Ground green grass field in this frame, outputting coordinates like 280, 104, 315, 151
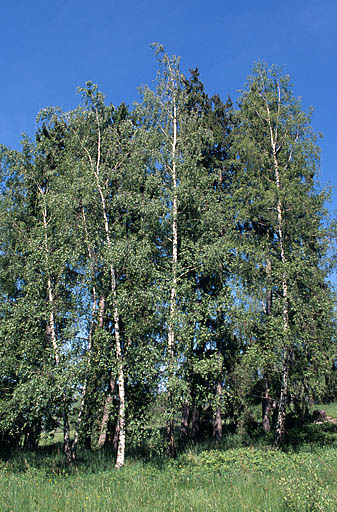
1, 408, 337, 512
314, 402, 337, 418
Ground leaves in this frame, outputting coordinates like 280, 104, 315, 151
0, 53, 335, 455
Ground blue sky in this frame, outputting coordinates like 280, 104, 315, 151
1, 0, 336, 214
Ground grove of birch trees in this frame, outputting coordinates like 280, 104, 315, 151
0, 47, 336, 466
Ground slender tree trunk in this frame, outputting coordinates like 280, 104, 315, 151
40, 189, 73, 463
97, 375, 115, 449
265, 96, 289, 447
111, 274, 126, 468
97, 395, 112, 449
166, 95, 178, 459
83, 120, 126, 468
48, 280, 72, 463
113, 418, 121, 451
180, 403, 190, 440
274, 171, 289, 447
45, 305, 72, 463
275, 352, 289, 447
213, 381, 223, 442
191, 407, 201, 441
262, 256, 273, 432
262, 379, 272, 432
95, 297, 118, 451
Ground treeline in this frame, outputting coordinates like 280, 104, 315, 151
0, 47, 336, 466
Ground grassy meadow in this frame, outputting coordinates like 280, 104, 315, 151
1, 407, 337, 512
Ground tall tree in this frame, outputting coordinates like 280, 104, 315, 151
0, 125, 79, 460
233, 62, 334, 445
55, 84, 163, 466
139, 46, 238, 453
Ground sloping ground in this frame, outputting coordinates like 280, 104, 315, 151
1, 444, 337, 512
1, 403, 337, 511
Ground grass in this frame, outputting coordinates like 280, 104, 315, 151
1, 446, 336, 512
1, 407, 337, 512
313, 401, 337, 418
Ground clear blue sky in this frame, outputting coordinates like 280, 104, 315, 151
1, 0, 336, 213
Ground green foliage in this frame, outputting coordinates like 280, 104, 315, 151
282, 464, 333, 511
231, 62, 336, 442
0, 48, 336, 461
1, 432, 337, 511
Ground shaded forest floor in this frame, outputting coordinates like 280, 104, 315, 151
1, 405, 337, 512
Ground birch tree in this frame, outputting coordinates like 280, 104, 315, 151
56, 84, 163, 466
234, 62, 333, 446
139, 47, 238, 453
0, 124, 79, 460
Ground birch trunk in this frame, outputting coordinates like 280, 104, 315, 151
112, 292, 126, 468
264, 92, 289, 447
262, 256, 274, 432
213, 381, 223, 441
39, 188, 73, 463
97, 375, 115, 449
166, 95, 178, 458
262, 379, 272, 432
82, 118, 126, 468
96, 297, 118, 450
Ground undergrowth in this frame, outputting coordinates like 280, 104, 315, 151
1, 412, 336, 512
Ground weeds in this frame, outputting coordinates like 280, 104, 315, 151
1, 416, 336, 511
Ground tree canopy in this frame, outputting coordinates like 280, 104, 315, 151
0, 50, 335, 466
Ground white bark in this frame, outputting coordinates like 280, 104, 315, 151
39, 186, 72, 462
168, 96, 178, 364
264, 92, 289, 446
166, 94, 178, 458
82, 117, 126, 468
